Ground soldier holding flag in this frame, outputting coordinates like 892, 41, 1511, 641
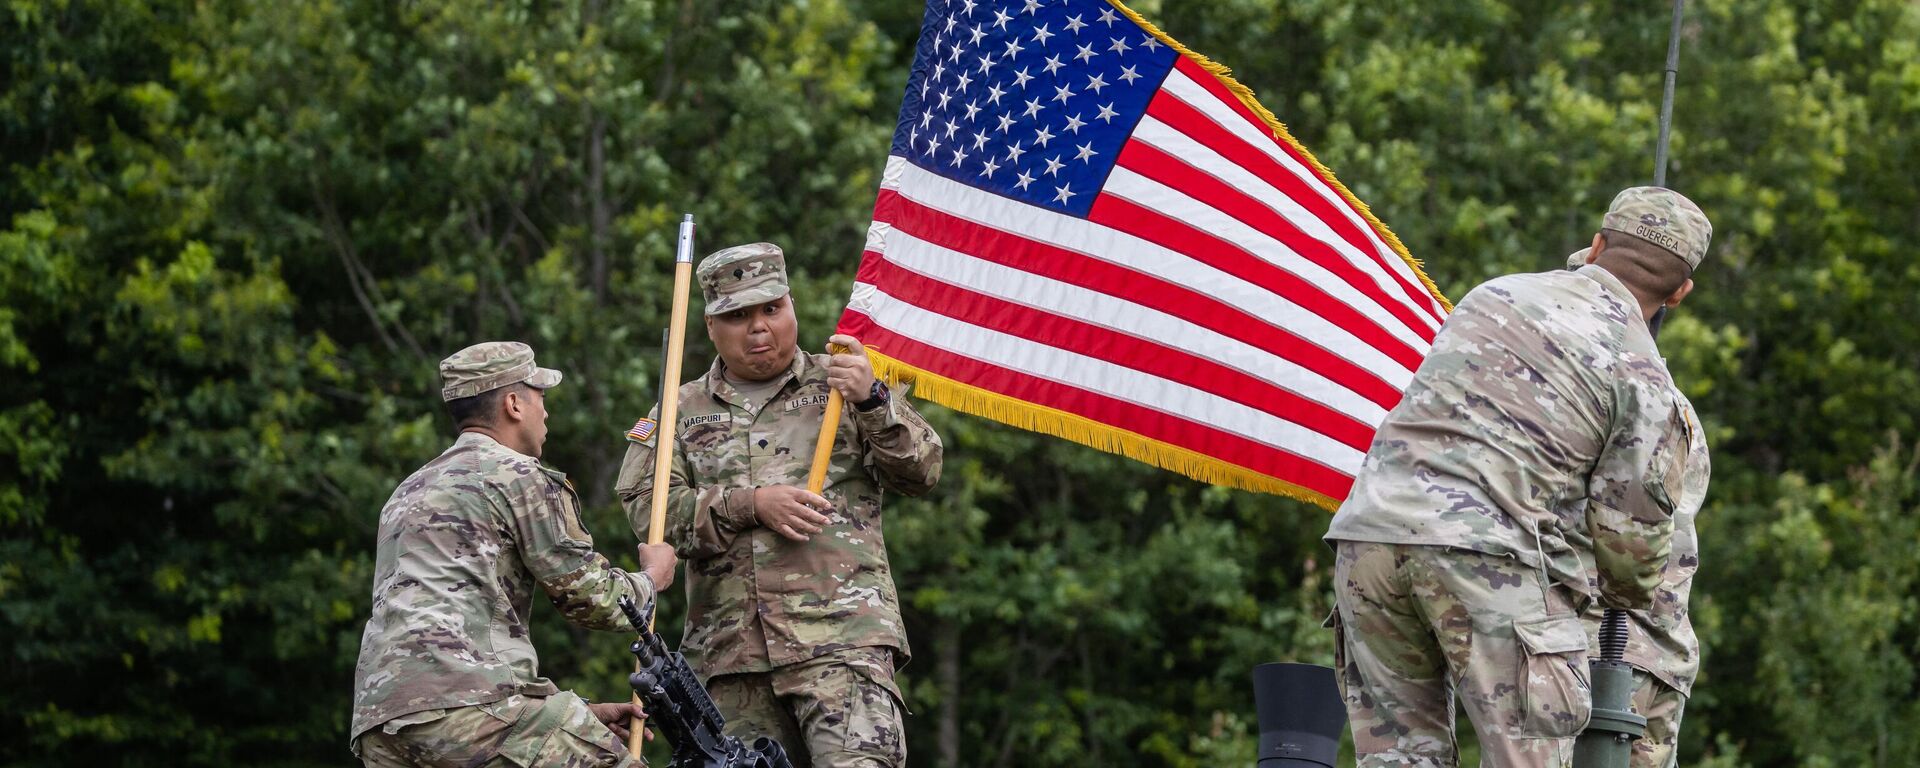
617, 243, 943, 768
1566, 244, 1713, 768
1323, 188, 1712, 767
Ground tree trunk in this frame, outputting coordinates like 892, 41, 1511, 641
938, 617, 961, 768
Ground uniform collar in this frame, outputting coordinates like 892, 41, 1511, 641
454, 430, 561, 479
706, 347, 810, 407
455, 430, 505, 452
1574, 262, 1634, 302
1574, 263, 1659, 344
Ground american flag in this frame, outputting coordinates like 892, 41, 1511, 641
835, 0, 1450, 507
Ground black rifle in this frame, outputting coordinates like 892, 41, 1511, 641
618, 597, 794, 768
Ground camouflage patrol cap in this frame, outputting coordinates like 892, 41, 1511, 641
438, 341, 563, 401
698, 242, 791, 316
1565, 246, 1593, 271
1601, 186, 1713, 269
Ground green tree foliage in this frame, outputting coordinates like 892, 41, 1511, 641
3, 0, 1916, 765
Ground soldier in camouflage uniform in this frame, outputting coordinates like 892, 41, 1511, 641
616, 243, 942, 767
1567, 247, 1712, 768
1324, 187, 1713, 767
350, 341, 680, 767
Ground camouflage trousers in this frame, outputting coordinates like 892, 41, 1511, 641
1332, 541, 1592, 767
353, 691, 636, 768
1627, 670, 1686, 768
706, 646, 907, 768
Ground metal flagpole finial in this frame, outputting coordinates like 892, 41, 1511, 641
675, 214, 696, 264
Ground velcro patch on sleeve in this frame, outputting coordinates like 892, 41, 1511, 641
785, 393, 831, 411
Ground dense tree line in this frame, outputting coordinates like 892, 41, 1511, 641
3, 1, 1916, 765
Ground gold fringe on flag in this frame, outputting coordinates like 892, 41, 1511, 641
867, 350, 1342, 512
1106, 0, 1454, 312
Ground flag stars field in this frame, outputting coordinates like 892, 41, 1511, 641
899, 0, 1179, 215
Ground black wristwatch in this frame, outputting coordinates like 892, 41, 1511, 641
853, 380, 890, 412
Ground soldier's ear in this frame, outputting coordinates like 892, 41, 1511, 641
1664, 278, 1694, 309
499, 386, 526, 423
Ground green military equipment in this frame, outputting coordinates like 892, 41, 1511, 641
1575, 613, 1650, 766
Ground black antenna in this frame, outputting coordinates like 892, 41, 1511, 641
1653, 0, 1685, 187
1645, 0, 1686, 337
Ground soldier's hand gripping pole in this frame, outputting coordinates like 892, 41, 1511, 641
630, 213, 698, 759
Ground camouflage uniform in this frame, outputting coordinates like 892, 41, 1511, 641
351, 342, 655, 767
617, 243, 942, 767
706, 648, 906, 767
1582, 393, 1710, 768
1325, 188, 1711, 767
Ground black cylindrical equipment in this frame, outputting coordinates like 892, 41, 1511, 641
1252, 662, 1345, 768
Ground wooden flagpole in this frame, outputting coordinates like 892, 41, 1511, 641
630, 213, 697, 758
807, 392, 843, 495
805, 343, 852, 495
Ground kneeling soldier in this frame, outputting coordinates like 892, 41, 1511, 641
350, 342, 678, 767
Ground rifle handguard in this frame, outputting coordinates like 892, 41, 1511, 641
618, 597, 795, 768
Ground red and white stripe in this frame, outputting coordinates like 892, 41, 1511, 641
841, 57, 1444, 501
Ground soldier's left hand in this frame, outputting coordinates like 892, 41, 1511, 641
588, 701, 650, 743
825, 334, 877, 402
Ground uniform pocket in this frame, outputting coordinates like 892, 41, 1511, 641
843, 651, 910, 767
494, 692, 625, 768
1641, 403, 1690, 516
1513, 614, 1593, 738
844, 652, 910, 718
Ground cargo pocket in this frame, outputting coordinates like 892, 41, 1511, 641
494, 692, 625, 768
1642, 404, 1690, 516
353, 707, 454, 760
844, 652, 910, 767
1513, 614, 1592, 738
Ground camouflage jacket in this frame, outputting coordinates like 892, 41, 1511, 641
350, 432, 656, 740
1326, 265, 1687, 610
1586, 391, 1709, 694
617, 350, 942, 680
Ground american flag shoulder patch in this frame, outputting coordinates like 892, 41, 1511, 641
625, 418, 658, 444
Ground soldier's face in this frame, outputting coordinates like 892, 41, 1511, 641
707, 296, 798, 381
503, 385, 549, 458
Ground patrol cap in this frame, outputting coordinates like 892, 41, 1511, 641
1565, 246, 1593, 271
439, 341, 563, 402
1600, 186, 1713, 270
698, 242, 790, 316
